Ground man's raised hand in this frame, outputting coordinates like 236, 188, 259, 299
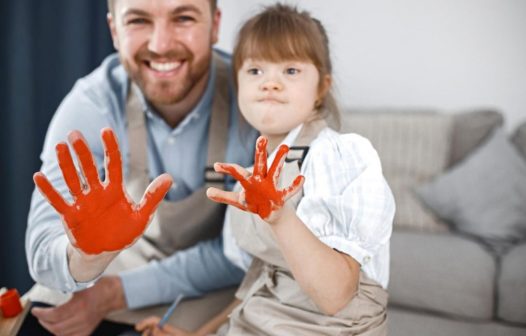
33, 128, 172, 255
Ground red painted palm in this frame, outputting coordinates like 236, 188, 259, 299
207, 136, 304, 222
33, 128, 172, 255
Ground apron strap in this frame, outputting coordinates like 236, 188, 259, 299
126, 84, 149, 174
285, 118, 328, 169
204, 53, 230, 187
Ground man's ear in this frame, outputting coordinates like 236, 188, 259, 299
211, 8, 221, 45
107, 13, 120, 50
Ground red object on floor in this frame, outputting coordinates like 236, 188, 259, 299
0, 289, 23, 318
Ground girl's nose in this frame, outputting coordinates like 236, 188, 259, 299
260, 78, 283, 91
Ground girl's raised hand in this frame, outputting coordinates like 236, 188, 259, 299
33, 128, 173, 255
206, 136, 304, 223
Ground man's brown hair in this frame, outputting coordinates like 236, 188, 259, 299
107, 0, 217, 14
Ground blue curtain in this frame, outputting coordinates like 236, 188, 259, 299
0, 1, 114, 293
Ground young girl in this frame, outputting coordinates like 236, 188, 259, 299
137, 4, 394, 336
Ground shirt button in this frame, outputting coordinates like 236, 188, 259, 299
167, 137, 175, 145
363, 256, 371, 264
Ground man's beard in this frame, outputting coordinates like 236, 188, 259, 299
122, 46, 211, 106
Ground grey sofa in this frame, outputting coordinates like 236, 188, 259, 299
341, 109, 526, 336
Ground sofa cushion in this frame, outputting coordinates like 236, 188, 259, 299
342, 111, 452, 232
389, 231, 496, 319
498, 242, 526, 324
416, 128, 526, 252
449, 109, 503, 166
511, 121, 526, 159
388, 309, 526, 336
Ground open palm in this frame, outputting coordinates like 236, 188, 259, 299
207, 136, 304, 222
33, 128, 172, 255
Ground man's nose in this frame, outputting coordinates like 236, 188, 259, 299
148, 22, 175, 55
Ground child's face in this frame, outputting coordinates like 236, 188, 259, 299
237, 59, 322, 138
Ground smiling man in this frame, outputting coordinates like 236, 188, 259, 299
25, 0, 257, 334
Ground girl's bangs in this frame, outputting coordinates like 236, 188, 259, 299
238, 20, 319, 65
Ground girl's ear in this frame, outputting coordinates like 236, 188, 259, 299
317, 74, 332, 105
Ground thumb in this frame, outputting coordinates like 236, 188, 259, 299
137, 174, 173, 220
282, 175, 305, 202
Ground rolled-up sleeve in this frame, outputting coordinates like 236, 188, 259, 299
296, 131, 395, 287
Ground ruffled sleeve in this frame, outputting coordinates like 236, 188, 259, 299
296, 130, 395, 266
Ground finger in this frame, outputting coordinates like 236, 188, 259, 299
136, 316, 161, 331
138, 173, 173, 219
206, 187, 247, 211
214, 163, 251, 189
33, 172, 71, 215
162, 325, 182, 334
253, 136, 268, 177
101, 128, 123, 187
36, 318, 61, 336
31, 304, 75, 324
155, 326, 179, 336
36, 316, 80, 336
56, 142, 83, 197
281, 175, 305, 202
68, 130, 102, 191
268, 144, 289, 185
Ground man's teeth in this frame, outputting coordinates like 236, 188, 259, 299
150, 61, 182, 72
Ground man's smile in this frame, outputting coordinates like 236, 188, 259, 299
143, 60, 186, 77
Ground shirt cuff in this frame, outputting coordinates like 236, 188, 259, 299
318, 235, 372, 266
52, 235, 96, 292
119, 265, 163, 309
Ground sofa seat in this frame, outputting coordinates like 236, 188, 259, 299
387, 308, 526, 336
498, 242, 526, 324
389, 231, 496, 319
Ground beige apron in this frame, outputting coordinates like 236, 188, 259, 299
222, 119, 388, 336
106, 52, 231, 270
28, 53, 237, 331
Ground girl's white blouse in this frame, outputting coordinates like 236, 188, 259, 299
223, 124, 395, 289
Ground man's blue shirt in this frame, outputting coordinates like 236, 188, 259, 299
26, 51, 257, 308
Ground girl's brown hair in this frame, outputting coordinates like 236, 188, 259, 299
233, 4, 340, 128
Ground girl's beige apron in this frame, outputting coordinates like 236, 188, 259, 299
220, 119, 389, 336
28, 54, 236, 331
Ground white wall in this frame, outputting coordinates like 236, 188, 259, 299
216, 0, 526, 131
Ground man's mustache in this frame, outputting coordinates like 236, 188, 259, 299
136, 48, 192, 61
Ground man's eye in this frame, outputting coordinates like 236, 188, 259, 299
247, 68, 262, 75
175, 15, 196, 23
127, 18, 148, 25
286, 68, 300, 75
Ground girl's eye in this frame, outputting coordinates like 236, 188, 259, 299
285, 68, 300, 75
247, 68, 262, 75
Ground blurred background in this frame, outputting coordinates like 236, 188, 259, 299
1, 0, 525, 294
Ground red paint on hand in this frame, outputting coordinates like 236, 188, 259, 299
210, 136, 304, 220
33, 128, 172, 255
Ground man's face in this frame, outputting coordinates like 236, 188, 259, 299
108, 0, 220, 106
